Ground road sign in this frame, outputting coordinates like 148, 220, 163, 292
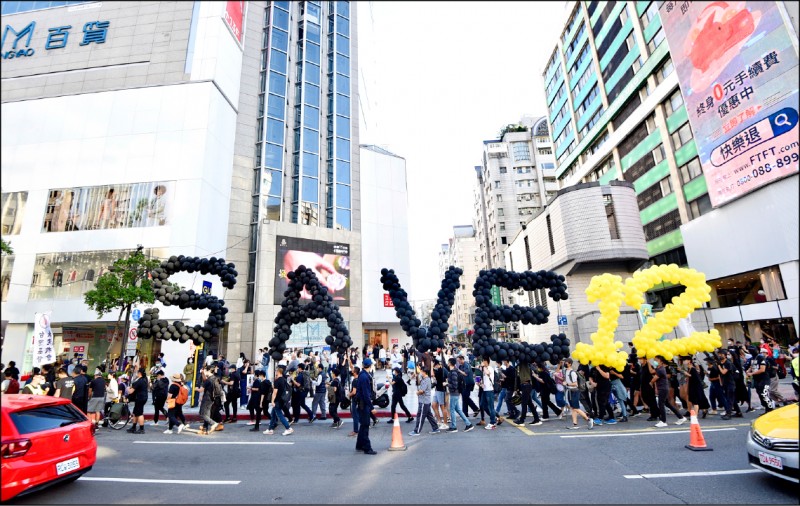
491, 286, 502, 306
557, 315, 568, 326
202, 281, 212, 294
125, 328, 138, 356
131, 308, 141, 321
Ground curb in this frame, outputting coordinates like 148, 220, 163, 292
141, 410, 399, 423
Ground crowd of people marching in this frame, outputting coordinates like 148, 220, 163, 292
3, 334, 798, 454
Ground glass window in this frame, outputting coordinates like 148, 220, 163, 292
303, 128, 319, 153
273, 8, 289, 30
336, 74, 350, 95
267, 93, 284, 119
307, 21, 321, 44
336, 137, 350, 158
266, 118, 284, 144
664, 88, 684, 116
335, 208, 351, 230
306, 41, 321, 64
302, 152, 318, 177
512, 142, 531, 161
270, 48, 287, 74
688, 194, 712, 220
264, 169, 282, 195
303, 105, 319, 130
336, 160, 351, 183
659, 176, 673, 197
499, 167, 507, 174
336, 93, 350, 116
656, 57, 674, 84
268, 72, 286, 96
265, 143, 283, 169
647, 27, 665, 53
336, 115, 350, 138
679, 157, 703, 184
336, 184, 350, 208
337, 15, 350, 37
302, 177, 318, 203
265, 196, 281, 220
271, 28, 288, 52
336, 34, 349, 56
336, 1, 350, 17
305, 63, 320, 86
336, 54, 350, 75
304, 84, 320, 107
671, 122, 693, 149
10, 404, 86, 435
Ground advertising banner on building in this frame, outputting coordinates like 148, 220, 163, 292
222, 1, 245, 46
274, 236, 351, 306
32, 311, 54, 367
659, 1, 799, 208
41, 181, 174, 233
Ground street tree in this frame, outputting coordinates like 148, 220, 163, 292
83, 246, 160, 366
1, 238, 13, 255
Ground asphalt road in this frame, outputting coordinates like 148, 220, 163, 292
8, 407, 798, 505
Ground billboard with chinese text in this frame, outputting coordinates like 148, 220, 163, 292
659, 1, 799, 208
274, 236, 350, 306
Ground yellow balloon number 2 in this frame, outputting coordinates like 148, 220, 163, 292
573, 265, 722, 369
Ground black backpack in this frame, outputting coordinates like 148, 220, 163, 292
493, 369, 502, 393
397, 378, 408, 396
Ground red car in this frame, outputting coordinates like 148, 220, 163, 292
1, 394, 97, 502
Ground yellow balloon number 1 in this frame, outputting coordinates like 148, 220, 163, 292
573, 265, 722, 369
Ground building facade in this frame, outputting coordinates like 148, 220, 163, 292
543, 0, 709, 309
1, 0, 361, 376
473, 117, 558, 272
503, 180, 701, 347
359, 144, 412, 351
440, 225, 480, 338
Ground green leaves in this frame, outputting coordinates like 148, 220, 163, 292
1, 238, 12, 255
83, 250, 160, 320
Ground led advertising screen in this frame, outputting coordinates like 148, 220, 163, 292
274, 236, 350, 306
659, 1, 799, 208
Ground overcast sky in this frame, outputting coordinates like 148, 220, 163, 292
357, 1, 568, 301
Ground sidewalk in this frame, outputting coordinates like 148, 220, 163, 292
138, 377, 797, 424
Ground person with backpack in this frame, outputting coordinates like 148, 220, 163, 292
164, 373, 188, 434
310, 363, 328, 423
196, 367, 219, 435
456, 355, 480, 417
534, 363, 563, 421
291, 363, 314, 424
564, 358, 593, 430
763, 342, 787, 407
150, 370, 169, 426
264, 365, 293, 436
223, 366, 241, 424
247, 370, 263, 430
328, 368, 344, 429
446, 358, 474, 433
387, 367, 414, 423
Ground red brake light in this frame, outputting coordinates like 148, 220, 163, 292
1, 439, 32, 459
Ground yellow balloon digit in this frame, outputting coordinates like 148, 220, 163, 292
573, 274, 628, 370
624, 265, 721, 358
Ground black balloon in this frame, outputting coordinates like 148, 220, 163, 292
381, 266, 462, 353
266, 265, 353, 357
469, 268, 570, 366
136, 255, 238, 345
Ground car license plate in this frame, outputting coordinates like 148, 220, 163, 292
758, 451, 783, 470
56, 457, 80, 476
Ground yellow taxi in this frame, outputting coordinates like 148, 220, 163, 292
746, 402, 799, 483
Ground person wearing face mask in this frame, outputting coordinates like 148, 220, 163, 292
638, 356, 660, 421
650, 356, 687, 428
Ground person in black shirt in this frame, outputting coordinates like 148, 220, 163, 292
638, 357, 660, 421
746, 351, 774, 412
265, 365, 293, 435
197, 367, 219, 434
151, 370, 169, 426
717, 349, 742, 419
625, 359, 641, 416
223, 366, 241, 423
87, 370, 106, 426
591, 365, 615, 424
248, 370, 265, 431
4, 361, 20, 381
71, 366, 89, 414
432, 360, 448, 428
126, 368, 149, 434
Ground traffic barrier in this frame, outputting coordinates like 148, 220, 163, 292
685, 409, 712, 451
388, 414, 407, 451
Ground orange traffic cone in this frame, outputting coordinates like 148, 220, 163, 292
685, 409, 712, 451
388, 414, 407, 451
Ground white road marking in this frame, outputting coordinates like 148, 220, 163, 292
624, 469, 762, 479
560, 427, 737, 438
132, 441, 294, 445
79, 477, 241, 485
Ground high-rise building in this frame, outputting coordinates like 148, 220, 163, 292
0, 1, 361, 376
543, 0, 708, 307
443, 225, 480, 338
473, 116, 557, 272
359, 144, 412, 351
